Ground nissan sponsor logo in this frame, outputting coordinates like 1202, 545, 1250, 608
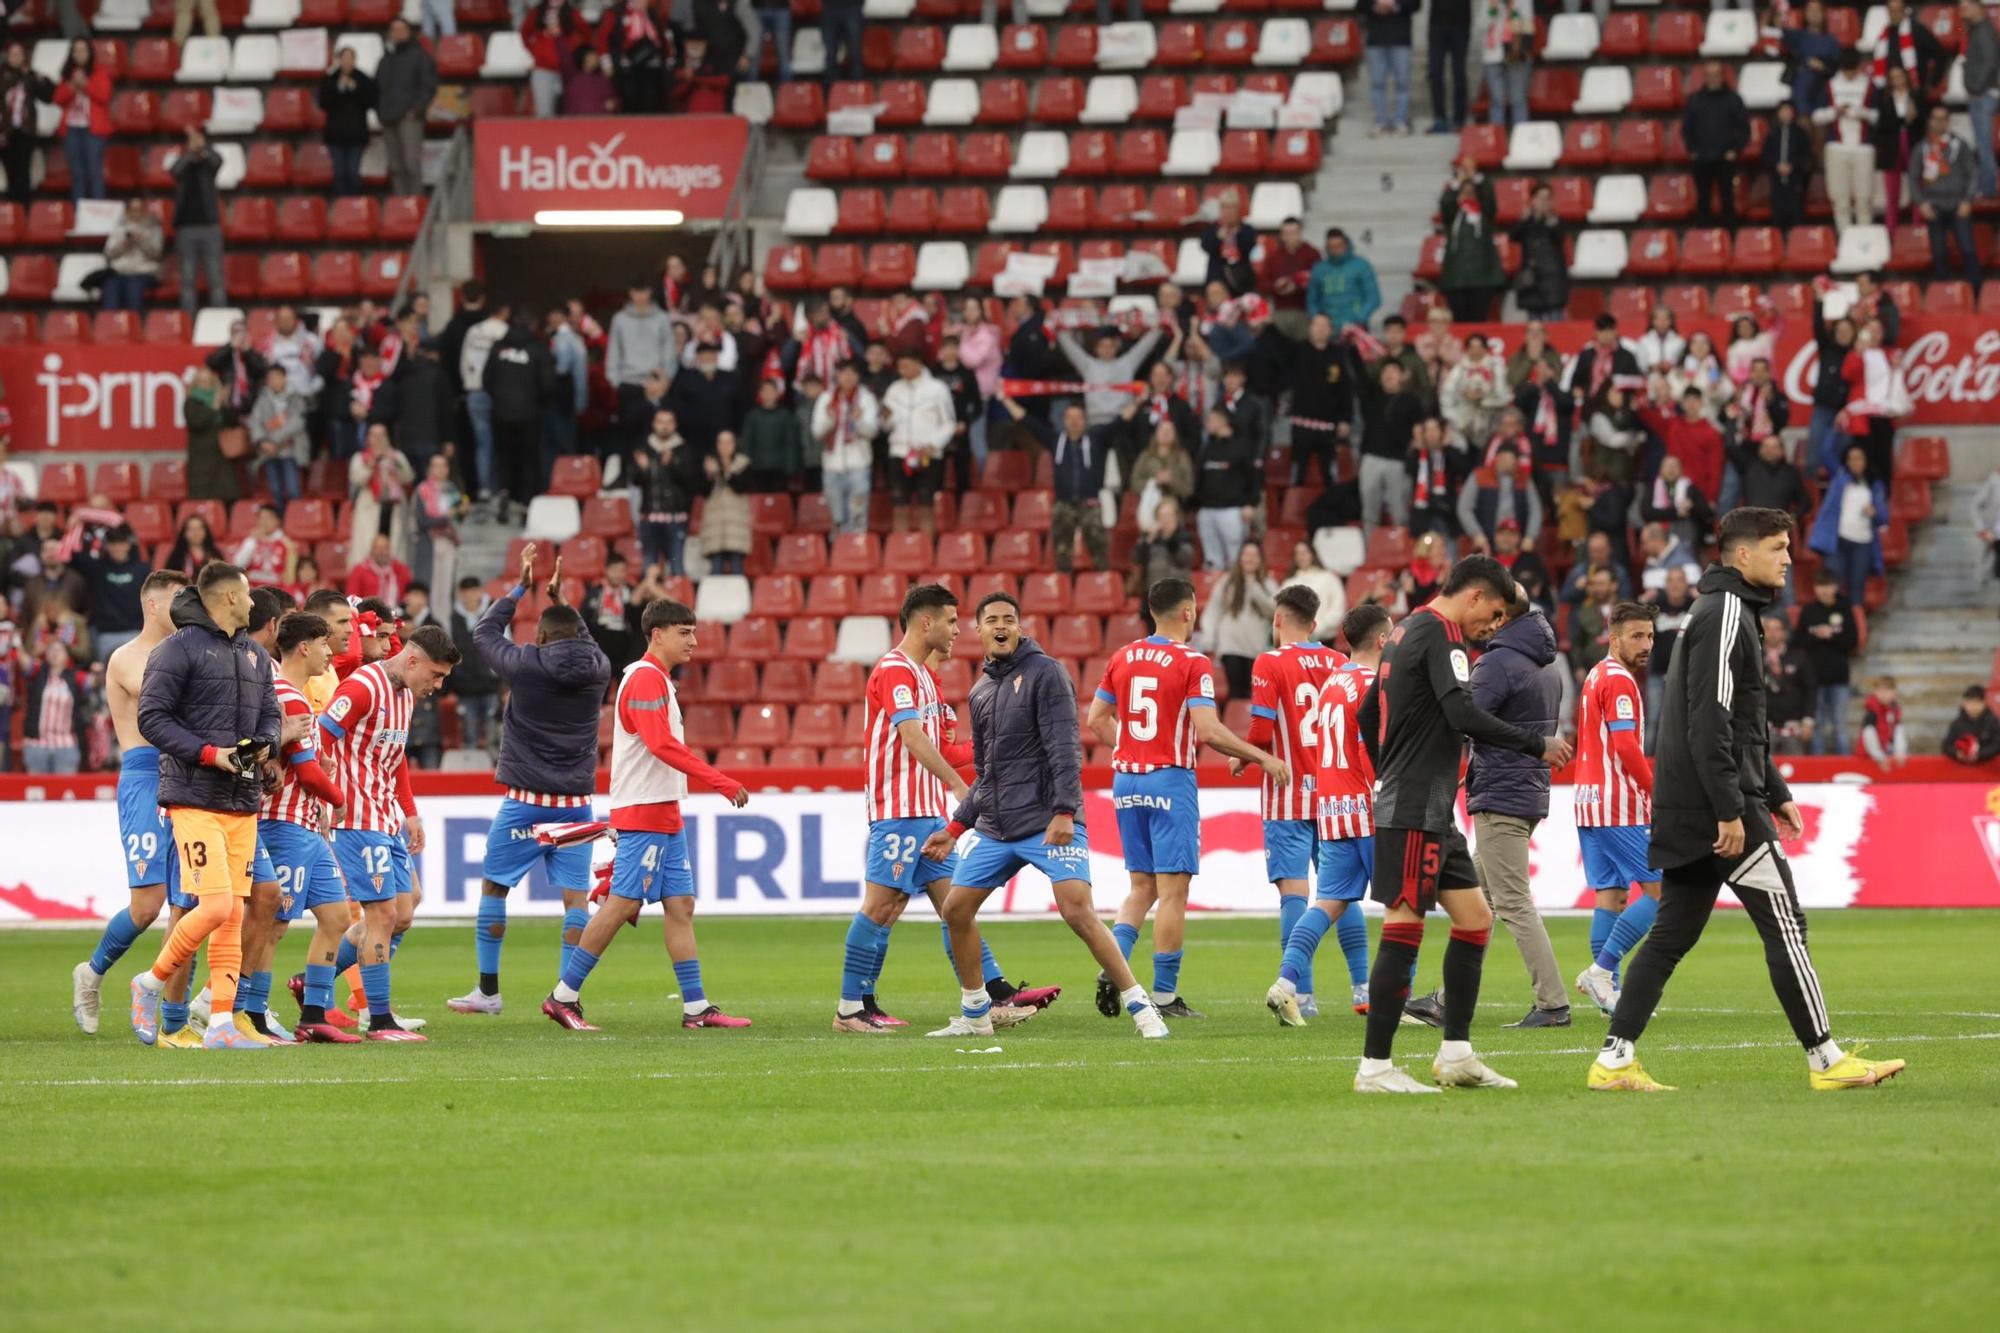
496, 133, 727, 198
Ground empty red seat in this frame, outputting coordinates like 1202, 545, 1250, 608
881, 531, 934, 574
1671, 227, 1727, 277
1146, 183, 1198, 230
876, 80, 926, 127
725, 617, 782, 659
1660, 284, 1711, 323
1268, 128, 1322, 175
751, 575, 806, 618
959, 131, 1012, 177
0, 313, 27, 344
790, 703, 845, 748
359, 250, 406, 298
1548, 176, 1592, 223
377, 195, 424, 243
1527, 67, 1581, 117
972, 240, 1019, 285
1458, 124, 1505, 170
1218, 130, 1266, 174
1783, 226, 1836, 273
1724, 226, 1779, 275
1630, 66, 1684, 112
1622, 228, 1677, 278
1310, 18, 1360, 63
1137, 75, 1187, 120
886, 185, 937, 232
128, 38, 177, 82
222, 197, 273, 244
864, 241, 917, 289
160, 89, 211, 132
1067, 129, 1113, 176
782, 616, 838, 660
40, 311, 89, 345
905, 132, 956, 179
1047, 614, 1103, 658
1897, 436, 1950, 481
258, 252, 308, 300
805, 135, 853, 181
1600, 12, 1648, 60
987, 530, 1038, 574
1926, 281, 1973, 316
6, 255, 55, 301
1610, 119, 1662, 167
1093, 184, 1144, 229
933, 531, 984, 575
435, 33, 482, 79
804, 575, 855, 618
260, 85, 315, 134
1562, 120, 1610, 169
291, 143, 333, 189
1033, 76, 1084, 123
977, 76, 1027, 125
772, 81, 825, 129
928, 186, 986, 233
1888, 226, 1932, 273
39, 463, 88, 504
1052, 24, 1097, 68
327, 197, 378, 242
1022, 571, 1072, 614
1645, 173, 1695, 222
763, 243, 812, 292
1046, 184, 1092, 230
1652, 11, 1704, 59
25, 201, 72, 246
92, 311, 139, 346
892, 25, 944, 71
110, 89, 158, 135
1605, 286, 1653, 326
126, 500, 174, 546
835, 188, 884, 234
270, 196, 324, 244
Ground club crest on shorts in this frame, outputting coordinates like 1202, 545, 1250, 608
133, 859, 148, 879
371, 873, 384, 892
890, 858, 905, 880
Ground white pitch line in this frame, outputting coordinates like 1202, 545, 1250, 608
11, 1031, 1992, 1091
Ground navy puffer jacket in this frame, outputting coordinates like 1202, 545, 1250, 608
952, 638, 1085, 842
140, 586, 281, 812
473, 584, 613, 798
1465, 608, 1564, 820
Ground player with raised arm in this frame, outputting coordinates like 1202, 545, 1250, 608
836, 584, 1036, 1032
925, 592, 1170, 1040
1571, 602, 1662, 1016
543, 597, 753, 1033
1237, 584, 1344, 1017
318, 624, 461, 1041
448, 543, 611, 1016
1267, 604, 1391, 1026
1589, 508, 1904, 1092
1352, 557, 1571, 1093
262, 612, 363, 1044
1085, 577, 1288, 1019
71, 569, 189, 1035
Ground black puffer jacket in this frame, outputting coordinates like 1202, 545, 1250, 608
952, 638, 1085, 843
140, 586, 281, 812
1465, 609, 1563, 820
473, 585, 613, 798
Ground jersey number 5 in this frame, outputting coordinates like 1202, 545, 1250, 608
1126, 677, 1159, 741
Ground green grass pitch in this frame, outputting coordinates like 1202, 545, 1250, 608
3, 910, 1997, 1331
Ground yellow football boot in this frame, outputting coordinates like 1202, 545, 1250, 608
1810, 1048, 1905, 1090
157, 1026, 203, 1049
1587, 1059, 1675, 1092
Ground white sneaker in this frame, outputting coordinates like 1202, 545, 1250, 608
1432, 1053, 1519, 1089
1354, 1065, 1442, 1094
1575, 966, 1618, 1017
188, 985, 212, 1028
446, 989, 503, 1015
1265, 981, 1305, 1028
1299, 993, 1321, 1019
988, 1003, 1036, 1029
354, 1008, 428, 1031
926, 1014, 996, 1038
1133, 1005, 1171, 1039
73, 961, 103, 1035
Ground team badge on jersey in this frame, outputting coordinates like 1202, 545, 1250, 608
1199, 674, 1215, 699
1450, 649, 1470, 682
893, 684, 915, 709
1615, 694, 1635, 720
328, 695, 354, 723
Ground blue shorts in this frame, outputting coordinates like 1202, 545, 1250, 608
332, 829, 416, 903
1314, 836, 1373, 902
260, 820, 348, 922
1579, 825, 1660, 891
482, 798, 594, 891
251, 835, 276, 886
1111, 769, 1200, 875
115, 749, 178, 895
608, 830, 694, 904
866, 816, 955, 893
953, 827, 1093, 890
1264, 820, 1316, 883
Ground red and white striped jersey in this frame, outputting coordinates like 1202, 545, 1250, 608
233, 533, 293, 587
1314, 664, 1377, 841
1249, 642, 1347, 820
1574, 658, 1651, 827
322, 661, 411, 834
264, 675, 323, 825
28, 671, 74, 750
864, 648, 950, 821
1095, 635, 1218, 773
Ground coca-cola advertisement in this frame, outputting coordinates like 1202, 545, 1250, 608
471, 115, 750, 225
0, 344, 206, 453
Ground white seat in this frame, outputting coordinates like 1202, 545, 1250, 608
783, 187, 838, 237
482, 32, 533, 79
334, 33, 384, 77
1945, 55, 1967, 107
1162, 128, 1220, 176
923, 78, 979, 126
243, 0, 302, 29
36, 103, 61, 138
991, 184, 1049, 233
279, 28, 331, 77
30, 40, 66, 81
93, 0, 151, 31
0, 460, 35, 503
1288, 70, 1343, 119
1011, 130, 1069, 177
1172, 236, 1209, 286
1252, 18, 1311, 67
206, 87, 264, 136
1737, 61, 1789, 111
177, 36, 231, 83
833, 616, 893, 664
1543, 14, 1600, 60
732, 81, 773, 124
191, 308, 247, 346
1860, 5, 1889, 50
438, 748, 492, 771
1247, 181, 1304, 230
1023, 0, 1070, 16
791, 28, 827, 77
1832, 224, 1891, 275
70, 199, 120, 236
863, 0, 915, 16
522, 496, 582, 544
1321, 0, 1358, 9
1502, 121, 1562, 171
228, 35, 281, 82
913, 241, 970, 291
1079, 75, 1138, 124
694, 575, 753, 625
0, 257, 9, 299
1572, 65, 1632, 114
1226, 89, 1281, 129
1314, 525, 1366, 576
1096, 22, 1156, 70
1569, 230, 1629, 280
943, 24, 999, 72
1170, 0, 1224, 12
1700, 9, 1758, 58
358, 137, 386, 186
1586, 174, 1647, 224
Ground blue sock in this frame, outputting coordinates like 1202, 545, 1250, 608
89, 908, 145, 976
304, 962, 336, 1011
388, 930, 404, 960
842, 913, 887, 1003
475, 895, 506, 977
359, 962, 391, 1015
1598, 894, 1660, 972
1152, 950, 1183, 998
560, 946, 601, 996
1278, 894, 1307, 956
1112, 922, 1140, 961
161, 999, 189, 1035
240, 970, 271, 1016
335, 937, 358, 972
1589, 907, 1617, 966
674, 958, 706, 1006
1279, 908, 1333, 990
1335, 907, 1371, 987
979, 938, 1003, 985
560, 908, 588, 979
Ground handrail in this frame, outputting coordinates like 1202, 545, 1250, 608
393, 126, 471, 311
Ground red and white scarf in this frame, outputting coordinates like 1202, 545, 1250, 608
1411, 446, 1449, 511
1146, 392, 1179, 427
365, 452, 407, 506
1531, 387, 1559, 450
1871, 18, 1918, 88
824, 385, 860, 451
1738, 380, 1775, 442
1847, 346, 1902, 416
1454, 190, 1484, 234
351, 366, 387, 413
1758, 0, 1792, 57
885, 301, 927, 339
1206, 292, 1270, 329
1920, 133, 1956, 183
1341, 322, 1385, 360
796, 324, 849, 387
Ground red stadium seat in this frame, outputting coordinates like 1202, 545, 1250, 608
861, 241, 915, 290
976, 76, 1027, 126
772, 81, 825, 129
1548, 176, 1592, 223
1623, 228, 1678, 278
989, 530, 1040, 574
1610, 119, 1662, 167
762, 659, 812, 706
934, 531, 984, 574
748, 494, 794, 538
680, 704, 735, 751
1021, 571, 1071, 614
160, 89, 211, 132
905, 133, 956, 180
1310, 18, 1359, 64
1629, 66, 1684, 112
1067, 129, 1113, 177
126, 500, 174, 546
1052, 24, 1097, 68
772, 534, 828, 577
1047, 614, 1103, 658
852, 133, 906, 181
782, 616, 838, 660
129, 38, 178, 83
435, 33, 482, 79
1605, 286, 1653, 326
1926, 281, 1973, 316
1887, 226, 1932, 273
929, 186, 986, 233
813, 242, 864, 287
727, 617, 782, 658
1782, 226, 1836, 273
875, 80, 926, 128
273, 196, 326, 244
763, 243, 812, 293
1458, 124, 1506, 170
705, 660, 761, 706
1599, 12, 1648, 60
1677, 228, 1732, 277
284, 498, 335, 543
1896, 436, 1950, 482
1093, 185, 1145, 229
893, 26, 944, 71
1563, 120, 1610, 169
1661, 284, 1711, 322
359, 251, 406, 298
258, 252, 308, 301
89, 460, 139, 502
1645, 173, 1695, 222
1652, 11, 1704, 59
805, 575, 855, 617
957, 491, 1008, 534
149, 458, 188, 501
790, 703, 845, 748
1218, 130, 1266, 174
1267, 128, 1321, 175
826, 533, 881, 576
91, 312, 138, 346
1045, 185, 1091, 230
752, 575, 805, 618
545, 455, 600, 499
1137, 75, 1187, 120
1527, 67, 1580, 117
110, 89, 158, 135
291, 143, 334, 190
881, 532, 934, 574
959, 131, 1012, 177
1033, 76, 1084, 123
0, 313, 29, 344
1156, 22, 1204, 67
